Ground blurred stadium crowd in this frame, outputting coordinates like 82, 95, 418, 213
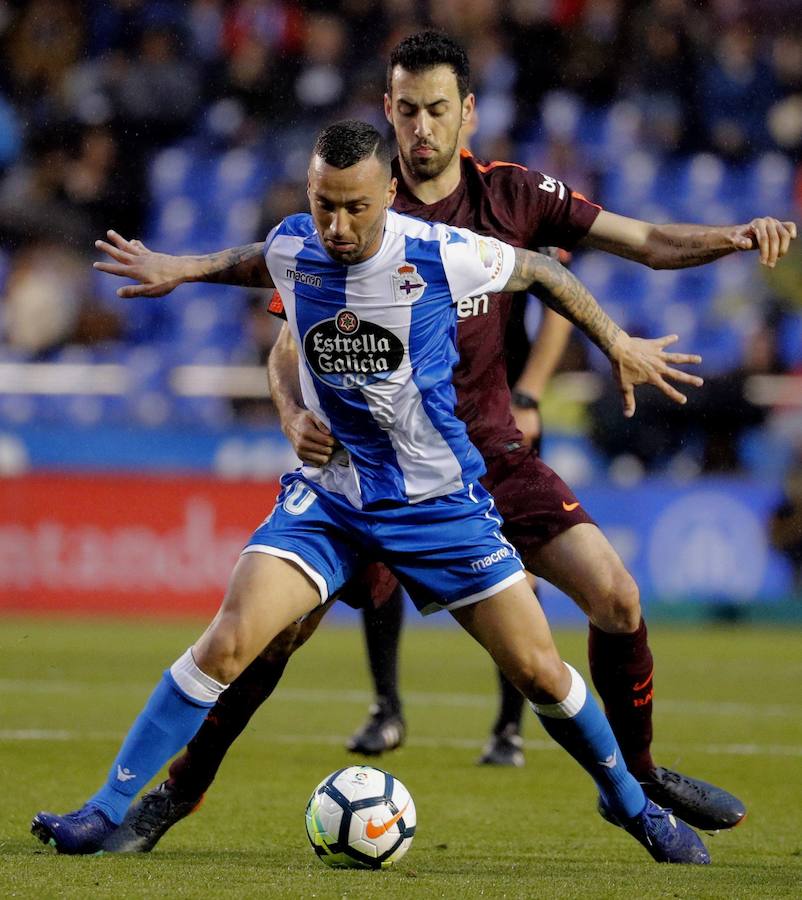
0, 0, 801, 506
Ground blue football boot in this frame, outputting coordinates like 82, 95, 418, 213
641, 766, 746, 831
600, 798, 711, 864
31, 804, 117, 854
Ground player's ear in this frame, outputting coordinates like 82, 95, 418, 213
386, 176, 397, 208
383, 93, 392, 124
462, 93, 476, 126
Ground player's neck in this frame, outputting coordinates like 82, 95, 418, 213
400, 154, 462, 206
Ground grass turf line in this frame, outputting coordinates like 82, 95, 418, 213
2, 617, 801, 898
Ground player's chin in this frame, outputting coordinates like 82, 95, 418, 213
329, 248, 361, 264
408, 156, 442, 179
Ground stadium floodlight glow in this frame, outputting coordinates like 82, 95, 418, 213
0, 363, 129, 395
170, 365, 270, 398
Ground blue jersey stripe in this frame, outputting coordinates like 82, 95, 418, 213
291, 235, 408, 507
405, 235, 485, 486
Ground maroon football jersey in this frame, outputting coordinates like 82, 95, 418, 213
390, 149, 601, 459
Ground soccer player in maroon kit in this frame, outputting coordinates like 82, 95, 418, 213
95, 32, 795, 851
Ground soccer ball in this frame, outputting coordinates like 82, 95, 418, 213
305, 765, 416, 869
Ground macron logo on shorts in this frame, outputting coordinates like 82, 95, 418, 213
470, 547, 511, 572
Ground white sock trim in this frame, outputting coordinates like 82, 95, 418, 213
170, 648, 228, 704
531, 662, 587, 719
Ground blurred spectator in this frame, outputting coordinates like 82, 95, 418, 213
623, 0, 701, 153
62, 125, 146, 239
0, 1, 798, 443
509, 0, 564, 126
588, 320, 778, 475
293, 12, 351, 118
766, 31, 802, 159
0, 131, 93, 249
6, 0, 84, 106
700, 21, 774, 160
561, 0, 624, 106
117, 26, 202, 145
1, 241, 119, 356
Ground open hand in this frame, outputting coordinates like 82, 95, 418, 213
93, 230, 188, 297
609, 333, 703, 418
730, 218, 797, 267
283, 408, 337, 466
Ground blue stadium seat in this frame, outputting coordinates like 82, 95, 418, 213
675, 153, 727, 208
211, 148, 265, 206
778, 313, 802, 368
149, 146, 194, 198
153, 195, 200, 247
0, 394, 38, 426
600, 150, 660, 215
220, 198, 261, 247
739, 427, 795, 479
675, 266, 718, 310
692, 323, 745, 376
743, 152, 795, 219
595, 101, 642, 168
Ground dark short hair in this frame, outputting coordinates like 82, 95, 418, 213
387, 31, 470, 100
312, 120, 392, 175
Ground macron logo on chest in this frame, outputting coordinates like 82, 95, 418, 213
286, 267, 322, 288
392, 263, 427, 303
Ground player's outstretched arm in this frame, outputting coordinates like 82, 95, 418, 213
582, 210, 797, 270
504, 247, 703, 417
267, 323, 336, 467
94, 231, 272, 297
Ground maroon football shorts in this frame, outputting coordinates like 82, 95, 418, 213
482, 445, 595, 562
339, 446, 595, 610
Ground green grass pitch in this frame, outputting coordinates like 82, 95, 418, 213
2, 616, 801, 898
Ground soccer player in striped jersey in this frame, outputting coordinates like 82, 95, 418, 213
78, 31, 797, 853
33, 119, 712, 864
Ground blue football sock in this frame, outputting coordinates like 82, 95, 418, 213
90, 664, 221, 824
533, 663, 645, 821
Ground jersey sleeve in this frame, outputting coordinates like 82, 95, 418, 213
516, 170, 602, 250
266, 288, 287, 320
440, 225, 517, 302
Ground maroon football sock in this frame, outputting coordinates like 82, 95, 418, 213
491, 668, 525, 735
167, 654, 288, 800
361, 587, 404, 717
588, 617, 655, 780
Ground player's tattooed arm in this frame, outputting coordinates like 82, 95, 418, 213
186, 242, 272, 287
504, 247, 705, 417
94, 231, 273, 298
583, 210, 797, 269
505, 247, 622, 355
268, 324, 337, 467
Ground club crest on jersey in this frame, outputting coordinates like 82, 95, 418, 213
391, 263, 427, 303
304, 310, 405, 390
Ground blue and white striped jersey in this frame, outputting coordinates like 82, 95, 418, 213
264, 209, 516, 508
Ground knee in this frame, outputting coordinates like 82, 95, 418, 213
194, 616, 253, 685
504, 652, 567, 706
587, 564, 641, 634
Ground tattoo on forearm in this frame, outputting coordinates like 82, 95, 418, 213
652, 226, 732, 268
191, 242, 267, 287
509, 249, 622, 355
